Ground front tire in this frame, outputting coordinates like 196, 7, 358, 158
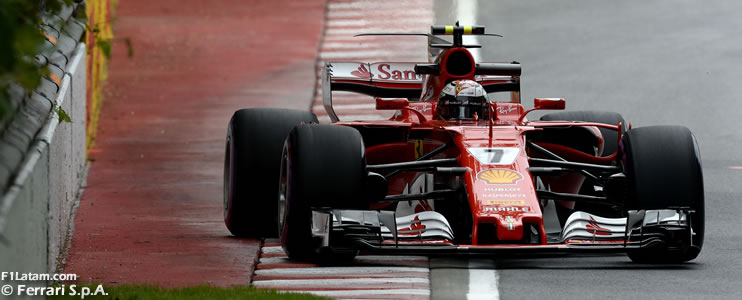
224, 108, 317, 238
622, 125, 704, 263
280, 124, 367, 260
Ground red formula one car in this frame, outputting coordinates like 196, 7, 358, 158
223, 24, 704, 263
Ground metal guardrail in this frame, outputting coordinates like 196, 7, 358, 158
0, 2, 87, 233
0, 45, 86, 234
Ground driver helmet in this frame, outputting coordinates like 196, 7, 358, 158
437, 79, 490, 120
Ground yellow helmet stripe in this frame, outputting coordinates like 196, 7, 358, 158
445, 25, 454, 35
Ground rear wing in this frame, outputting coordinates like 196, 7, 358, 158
322, 62, 520, 122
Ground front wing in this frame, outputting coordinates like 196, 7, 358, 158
311, 208, 697, 257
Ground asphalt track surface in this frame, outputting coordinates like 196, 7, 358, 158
433, 0, 742, 299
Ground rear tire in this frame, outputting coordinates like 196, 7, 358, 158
224, 108, 317, 238
622, 125, 704, 263
279, 124, 367, 260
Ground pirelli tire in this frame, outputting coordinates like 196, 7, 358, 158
223, 108, 318, 238
621, 125, 704, 263
540, 110, 626, 156
279, 124, 367, 260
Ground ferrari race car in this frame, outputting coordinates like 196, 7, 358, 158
223, 24, 704, 263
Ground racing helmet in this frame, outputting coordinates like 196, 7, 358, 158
437, 80, 490, 120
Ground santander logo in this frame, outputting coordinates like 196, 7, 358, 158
350, 65, 372, 78
376, 63, 420, 80
349, 63, 420, 81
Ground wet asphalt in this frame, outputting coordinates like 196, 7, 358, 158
432, 1, 742, 299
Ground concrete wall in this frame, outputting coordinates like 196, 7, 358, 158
0, 44, 87, 279
48, 44, 88, 273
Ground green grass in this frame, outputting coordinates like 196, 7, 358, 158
47, 284, 330, 300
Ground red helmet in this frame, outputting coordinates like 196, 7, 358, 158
437, 80, 489, 120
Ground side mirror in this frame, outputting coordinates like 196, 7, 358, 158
375, 98, 409, 110
533, 98, 565, 110
518, 97, 566, 124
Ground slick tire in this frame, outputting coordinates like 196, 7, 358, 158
224, 108, 318, 238
279, 124, 367, 261
540, 110, 626, 156
622, 125, 704, 263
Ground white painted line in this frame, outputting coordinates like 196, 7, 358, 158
319, 50, 398, 59
258, 257, 295, 264
321, 36, 378, 42
326, 27, 430, 36
327, 10, 433, 18
466, 258, 499, 300
457, 0, 480, 62
327, 19, 369, 27
328, 1, 425, 10
284, 289, 430, 297
254, 266, 429, 276
326, 19, 434, 29
321, 44, 423, 52
327, 10, 364, 18
322, 43, 375, 49
253, 277, 429, 287
729, 166, 742, 170
261, 246, 285, 254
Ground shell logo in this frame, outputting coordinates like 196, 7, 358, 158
477, 169, 523, 184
